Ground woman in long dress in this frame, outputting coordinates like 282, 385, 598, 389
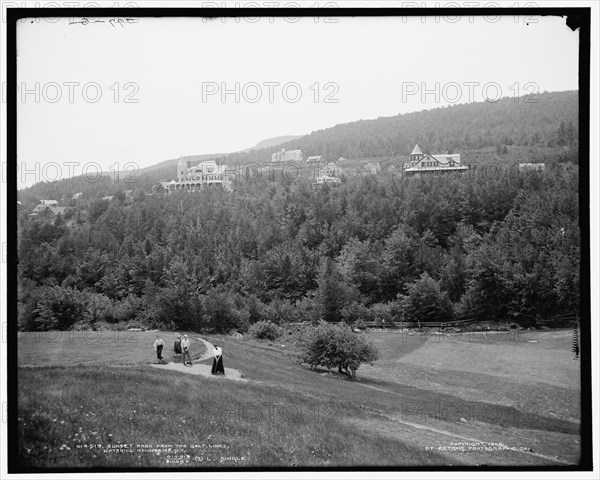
211, 344, 225, 375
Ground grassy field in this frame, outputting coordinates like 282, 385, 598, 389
16, 327, 581, 469
17, 330, 205, 366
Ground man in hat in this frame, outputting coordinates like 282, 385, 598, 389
181, 334, 192, 365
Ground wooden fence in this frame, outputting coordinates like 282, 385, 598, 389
285, 313, 579, 331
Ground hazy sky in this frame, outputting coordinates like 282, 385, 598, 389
16, 13, 579, 188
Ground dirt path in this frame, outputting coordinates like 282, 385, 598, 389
149, 337, 249, 382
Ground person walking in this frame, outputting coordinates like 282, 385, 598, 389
211, 344, 225, 375
153, 335, 165, 363
181, 334, 193, 365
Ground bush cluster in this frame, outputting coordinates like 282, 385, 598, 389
301, 321, 379, 378
248, 320, 282, 341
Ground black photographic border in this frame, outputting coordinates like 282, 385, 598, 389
5, 5, 592, 474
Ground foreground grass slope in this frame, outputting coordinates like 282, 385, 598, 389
19, 366, 453, 468
17, 328, 581, 468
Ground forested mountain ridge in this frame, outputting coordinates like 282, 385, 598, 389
17, 90, 578, 209
223, 90, 578, 165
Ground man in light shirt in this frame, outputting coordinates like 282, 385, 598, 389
153, 335, 165, 363
181, 335, 192, 366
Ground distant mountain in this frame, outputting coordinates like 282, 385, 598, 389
250, 135, 303, 150
140, 135, 303, 173
140, 153, 225, 173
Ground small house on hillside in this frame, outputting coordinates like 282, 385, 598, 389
30, 201, 69, 218
364, 162, 382, 174
306, 155, 323, 164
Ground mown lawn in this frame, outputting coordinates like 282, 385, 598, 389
17, 330, 205, 366
16, 328, 581, 469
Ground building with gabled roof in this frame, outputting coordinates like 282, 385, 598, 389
272, 148, 303, 162
49, 206, 68, 216
404, 144, 468, 176
30, 202, 69, 218
162, 157, 233, 193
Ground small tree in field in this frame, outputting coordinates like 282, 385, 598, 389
301, 321, 379, 378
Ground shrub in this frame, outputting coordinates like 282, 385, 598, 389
33, 286, 88, 330
301, 321, 379, 378
341, 302, 372, 325
248, 320, 282, 341
200, 288, 250, 334
112, 295, 147, 325
149, 286, 203, 331
354, 318, 367, 330
84, 292, 114, 326
261, 298, 296, 325
293, 296, 319, 323
369, 302, 393, 325
400, 273, 454, 325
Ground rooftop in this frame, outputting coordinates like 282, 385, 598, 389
411, 144, 423, 156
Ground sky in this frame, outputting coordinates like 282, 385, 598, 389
15, 13, 579, 188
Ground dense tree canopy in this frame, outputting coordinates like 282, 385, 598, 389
17, 162, 580, 332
